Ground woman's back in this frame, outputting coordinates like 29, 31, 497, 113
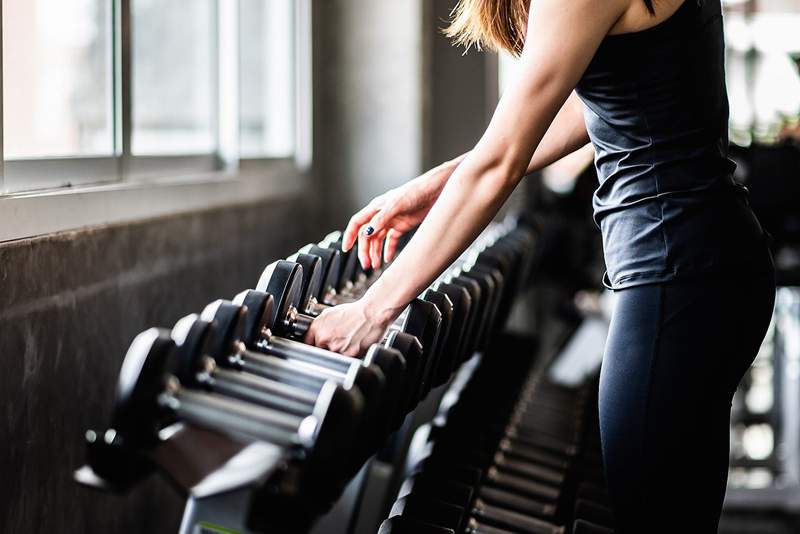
575, 0, 769, 289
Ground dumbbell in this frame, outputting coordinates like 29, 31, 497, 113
319, 230, 385, 292
426, 434, 573, 477
198, 297, 396, 469
419, 412, 599, 520
325, 263, 477, 389
290, 253, 451, 397
445, 227, 520, 357
427, 440, 568, 487
409, 404, 579, 506
95, 328, 344, 490
401, 367, 581, 525
439, 383, 589, 458
305, 228, 522, 380
404, 463, 558, 524
454, 230, 534, 339
319, 231, 360, 290
472, 243, 522, 330
231, 289, 419, 432
255, 260, 443, 405
285, 253, 429, 417
444, 274, 483, 364
417, 418, 570, 498
506, 406, 590, 459
443, 403, 586, 458
434, 268, 494, 365
99, 329, 389, 524
290, 247, 343, 308
452, 259, 504, 352
416, 445, 566, 512
168, 312, 365, 487
424, 281, 472, 386
419, 248, 501, 357
398, 471, 559, 526
406, 443, 575, 526
487, 235, 533, 307
292, 251, 469, 391
389, 477, 566, 534
298, 231, 369, 297
295, 238, 379, 304
291, 248, 473, 403
304, 232, 509, 365
296, 233, 382, 300
303, 241, 498, 388
422, 418, 578, 499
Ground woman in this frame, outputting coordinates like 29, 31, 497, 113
304, 0, 775, 531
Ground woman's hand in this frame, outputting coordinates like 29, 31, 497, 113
302, 297, 400, 358
343, 156, 466, 270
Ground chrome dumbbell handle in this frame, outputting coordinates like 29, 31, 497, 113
207, 366, 318, 416
161, 383, 316, 449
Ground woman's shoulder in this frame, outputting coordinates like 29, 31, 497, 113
607, 0, 694, 38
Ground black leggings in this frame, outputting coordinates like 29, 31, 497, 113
599, 266, 776, 533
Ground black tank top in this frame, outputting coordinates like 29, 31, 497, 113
575, 0, 770, 289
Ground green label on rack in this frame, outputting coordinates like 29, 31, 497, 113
197, 522, 241, 534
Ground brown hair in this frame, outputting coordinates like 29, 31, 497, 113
444, 0, 531, 57
444, 0, 656, 57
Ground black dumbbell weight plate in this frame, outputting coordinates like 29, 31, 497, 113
256, 260, 304, 336
286, 252, 325, 310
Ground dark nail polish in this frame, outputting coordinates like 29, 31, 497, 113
364, 226, 374, 236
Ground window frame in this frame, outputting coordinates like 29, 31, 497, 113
0, 0, 313, 241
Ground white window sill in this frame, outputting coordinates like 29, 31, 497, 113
0, 159, 309, 243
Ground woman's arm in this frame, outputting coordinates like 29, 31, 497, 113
343, 90, 589, 268
526, 90, 590, 174
306, 0, 625, 356
361, 0, 621, 314
431, 91, 590, 180
425, 92, 589, 181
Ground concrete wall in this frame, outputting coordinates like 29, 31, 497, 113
313, 0, 426, 227
311, 0, 501, 229
422, 1, 499, 167
0, 195, 313, 533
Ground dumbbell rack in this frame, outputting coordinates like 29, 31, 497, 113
74, 215, 537, 534
377, 331, 615, 534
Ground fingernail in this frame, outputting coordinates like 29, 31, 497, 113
364, 226, 374, 236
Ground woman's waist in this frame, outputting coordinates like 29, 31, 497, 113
593, 172, 745, 222
599, 185, 765, 248
599, 191, 773, 288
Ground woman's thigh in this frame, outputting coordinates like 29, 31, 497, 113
599, 270, 775, 533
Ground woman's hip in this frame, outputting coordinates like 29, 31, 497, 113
602, 267, 775, 401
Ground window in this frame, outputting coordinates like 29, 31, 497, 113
3, 0, 113, 159
723, 0, 800, 146
239, 0, 296, 158
1, 0, 310, 195
132, 0, 216, 155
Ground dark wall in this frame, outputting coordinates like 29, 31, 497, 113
423, 0, 498, 167
312, 0, 426, 228
0, 195, 314, 533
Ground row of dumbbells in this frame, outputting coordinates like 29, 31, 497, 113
76, 219, 537, 531
379, 334, 615, 534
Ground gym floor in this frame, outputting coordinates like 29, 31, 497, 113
1, 1, 799, 533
